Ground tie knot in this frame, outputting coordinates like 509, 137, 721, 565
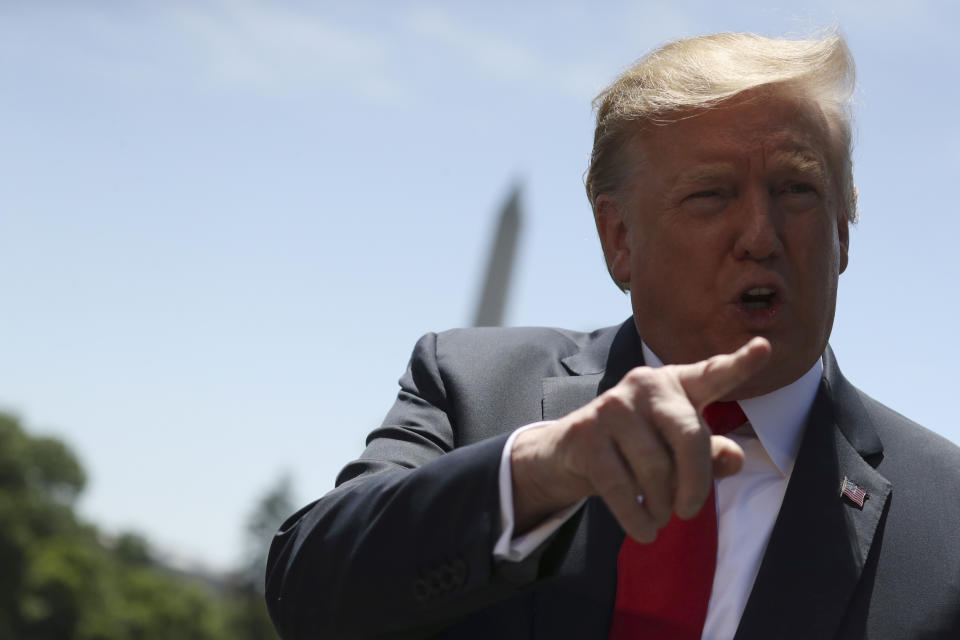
702, 401, 747, 436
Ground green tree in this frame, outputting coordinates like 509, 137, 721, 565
225, 474, 296, 640
0, 412, 232, 640
241, 474, 295, 593
0, 411, 308, 640
0, 412, 89, 637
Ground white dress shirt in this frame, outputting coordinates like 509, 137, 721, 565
494, 343, 823, 639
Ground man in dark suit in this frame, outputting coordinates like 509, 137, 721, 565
265, 32, 960, 639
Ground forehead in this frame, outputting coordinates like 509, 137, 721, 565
633, 91, 834, 178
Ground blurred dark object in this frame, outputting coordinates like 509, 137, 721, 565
472, 182, 523, 327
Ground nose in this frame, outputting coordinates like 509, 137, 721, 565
733, 187, 782, 261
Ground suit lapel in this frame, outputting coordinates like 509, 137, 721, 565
531, 319, 640, 639
734, 348, 891, 640
541, 318, 642, 423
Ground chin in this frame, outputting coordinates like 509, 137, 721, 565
746, 350, 818, 398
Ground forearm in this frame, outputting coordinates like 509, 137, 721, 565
266, 435, 525, 639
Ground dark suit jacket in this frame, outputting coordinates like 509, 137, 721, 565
266, 319, 960, 639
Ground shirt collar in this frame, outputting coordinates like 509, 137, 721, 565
640, 341, 822, 477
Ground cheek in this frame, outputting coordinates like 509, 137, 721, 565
821, 224, 844, 279
629, 240, 677, 295
800, 228, 842, 319
792, 214, 842, 271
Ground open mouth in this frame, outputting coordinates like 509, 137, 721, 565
739, 287, 777, 310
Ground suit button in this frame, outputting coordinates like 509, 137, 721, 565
452, 558, 467, 585
439, 564, 456, 591
429, 570, 443, 595
413, 578, 430, 603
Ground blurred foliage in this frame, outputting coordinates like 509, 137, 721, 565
241, 474, 295, 594
0, 411, 286, 640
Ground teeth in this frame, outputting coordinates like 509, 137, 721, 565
741, 286, 776, 310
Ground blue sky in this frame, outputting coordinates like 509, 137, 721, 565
2, 1, 958, 570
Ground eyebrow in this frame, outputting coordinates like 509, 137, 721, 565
672, 164, 736, 187
769, 150, 828, 181
670, 150, 829, 188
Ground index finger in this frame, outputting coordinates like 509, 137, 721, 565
663, 338, 770, 518
677, 337, 772, 411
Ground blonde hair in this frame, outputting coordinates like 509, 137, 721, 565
585, 32, 858, 224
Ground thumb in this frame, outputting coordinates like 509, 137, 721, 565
678, 337, 772, 410
711, 435, 745, 478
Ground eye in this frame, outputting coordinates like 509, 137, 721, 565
687, 189, 722, 200
681, 188, 730, 216
775, 181, 821, 212
781, 182, 817, 195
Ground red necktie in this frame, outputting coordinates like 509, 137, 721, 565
607, 401, 747, 639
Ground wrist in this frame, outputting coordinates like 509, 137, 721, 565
510, 424, 583, 534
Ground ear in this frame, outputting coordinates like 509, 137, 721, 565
837, 210, 849, 275
594, 194, 632, 287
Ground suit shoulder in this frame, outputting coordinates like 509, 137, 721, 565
855, 388, 960, 468
427, 324, 616, 364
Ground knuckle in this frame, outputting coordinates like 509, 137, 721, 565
702, 355, 721, 372
660, 365, 687, 391
595, 474, 633, 497
627, 431, 667, 461
638, 456, 671, 481
592, 396, 639, 433
706, 350, 732, 367
624, 366, 654, 388
674, 422, 707, 448
647, 398, 695, 433
660, 364, 680, 378
562, 409, 596, 442
595, 391, 630, 417
701, 353, 737, 383
645, 400, 675, 425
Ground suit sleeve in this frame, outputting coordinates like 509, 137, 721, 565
264, 333, 551, 639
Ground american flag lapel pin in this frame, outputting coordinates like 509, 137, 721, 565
840, 476, 867, 508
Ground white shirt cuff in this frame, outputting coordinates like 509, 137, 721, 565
493, 421, 586, 562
